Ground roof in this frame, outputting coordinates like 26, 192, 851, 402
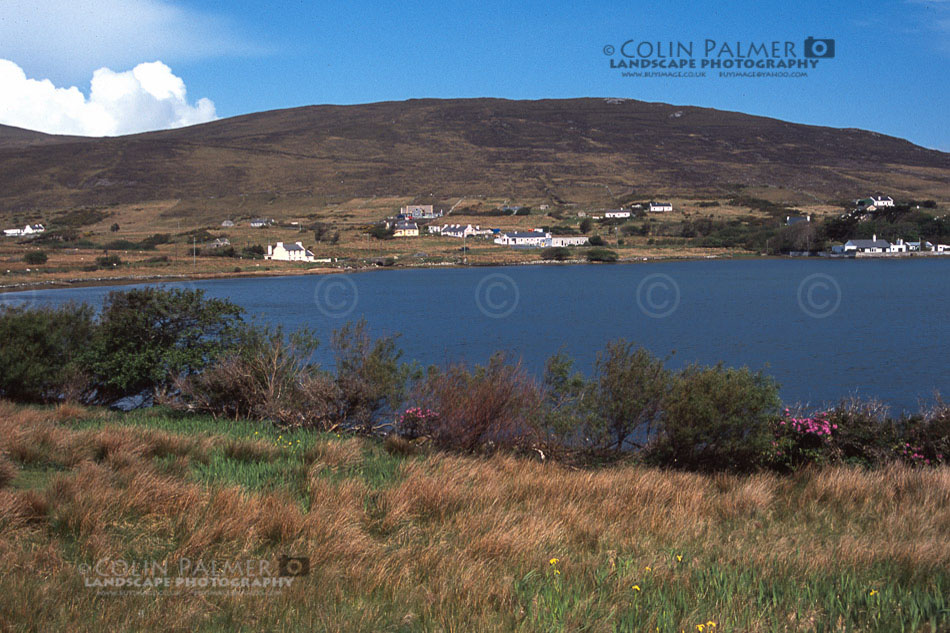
395, 221, 418, 229
506, 231, 548, 238
846, 239, 890, 248
786, 216, 809, 225
281, 243, 305, 251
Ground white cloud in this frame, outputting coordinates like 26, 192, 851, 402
0, 59, 217, 136
0, 0, 257, 82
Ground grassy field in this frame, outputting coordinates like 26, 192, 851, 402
1, 400, 949, 632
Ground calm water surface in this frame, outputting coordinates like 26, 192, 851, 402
5, 259, 948, 412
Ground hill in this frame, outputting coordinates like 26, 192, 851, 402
0, 98, 948, 218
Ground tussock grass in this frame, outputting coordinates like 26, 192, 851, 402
0, 401, 948, 632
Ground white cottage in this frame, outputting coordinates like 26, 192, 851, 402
265, 242, 316, 262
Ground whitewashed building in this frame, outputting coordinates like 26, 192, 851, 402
870, 195, 894, 207
604, 210, 631, 219
648, 202, 673, 213
439, 224, 493, 238
843, 235, 890, 253
265, 241, 316, 262
549, 236, 590, 247
494, 230, 551, 247
3, 223, 45, 237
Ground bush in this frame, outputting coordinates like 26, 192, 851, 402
23, 251, 48, 265
369, 224, 395, 240
588, 235, 606, 246
584, 341, 671, 451
96, 254, 122, 268
83, 288, 244, 403
898, 398, 950, 466
586, 248, 618, 262
332, 320, 411, 432
415, 354, 542, 454
540, 247, 571, 261
241, 245, 265, 259
824, 397, 898, 467
169, 325, 341, 429
646, 364, 781, 472
0, 303, 95, 402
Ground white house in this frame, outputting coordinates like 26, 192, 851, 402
870, 195, 894, 207
648, 202, 673, 213
494, 230, 551, 247
549, 236, 590, 247
937, 244, 950, 253
265, 241, 316, 262
399, 205, 442, 219
843, 234, 890, 253
906, 240, 933, 252
249, 218, 272, 228
221, 220, 235, 228
3, 223, 44, 237
888, 238, 908, 253
604, 210, 631, 219
440, 224, 492, 239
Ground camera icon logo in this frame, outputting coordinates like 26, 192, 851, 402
279, 556, 310, 577
804, 37, 835, 58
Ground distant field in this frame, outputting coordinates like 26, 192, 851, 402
1, 401, 949, 632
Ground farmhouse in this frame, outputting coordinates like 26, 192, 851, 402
265, 242, 316, 262
843, 235, 890, 253
399, 205, 442, 219
439, 224, 492, 239
648, 202, 673, 213
549, 236, 590, 247
870, 195, 894, 208
604, 210, 631, 219
393, 221, 419, 237
494, 230, 551, 247
249, 218, 273, 228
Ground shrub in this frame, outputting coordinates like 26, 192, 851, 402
0, 303, 96, 403
898, 401, 950, 466
415, 353, 542, 454
586, 248, 618, 262
23, 251, 48, 265
588, 235, 606, 246
240, 245, 265, 259
95, 254, 122, 268
332, 320, 410, 432
169, 325, 341, 429
646, 364, 781, 472
540, 247, 571, 261
823, 397, 897, 467
369, 224, 395, 240
584, 341, 671, 451
83, 288, 244, 403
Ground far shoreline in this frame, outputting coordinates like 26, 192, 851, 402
1, 251, 947, 296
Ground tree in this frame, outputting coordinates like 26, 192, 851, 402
369, 224, 395, 240
584, 341, 671, 451
588, 235, 606, 246
23, 251, 48, 265
579, 217, 593, 234
110, 223, 120, 233
96, 254, 121, 268
83, 288, 244, 403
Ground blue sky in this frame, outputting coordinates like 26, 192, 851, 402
2, 0, 949, 148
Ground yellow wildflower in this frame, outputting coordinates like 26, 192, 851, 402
549, 558, 559, 566
696, 625, 704, 632
554, 569, 560, 576
676, 555, 683, 562
645, 566, 652, 572
632, 585, 641, 592
707, 622, 716, 628
869, 589, 878, 596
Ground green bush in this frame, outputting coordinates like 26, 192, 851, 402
588, 235, 606, 246
586, 248, 618, 262
0, 304, 95, 402
23, 251, 48, 265
646, 364, 781, 472
83, 288, 244, 403
96, 254, 122, 268
540, 247, 571, 261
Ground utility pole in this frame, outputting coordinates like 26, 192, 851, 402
193, 237, 196, 270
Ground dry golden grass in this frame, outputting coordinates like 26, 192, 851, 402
0, 401, 948, 631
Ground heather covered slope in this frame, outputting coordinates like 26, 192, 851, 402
1, 98, 948, 216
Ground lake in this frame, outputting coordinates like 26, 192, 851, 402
3, 258, 948, 412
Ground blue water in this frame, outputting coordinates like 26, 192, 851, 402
4, 259, 948, 412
